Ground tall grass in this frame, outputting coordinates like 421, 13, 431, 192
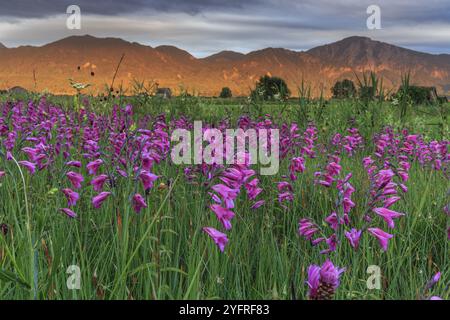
0, 94, 448, 299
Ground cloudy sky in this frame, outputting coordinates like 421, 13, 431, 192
0, 0, 449, 57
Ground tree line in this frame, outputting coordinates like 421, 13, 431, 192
218, 76, 447, 104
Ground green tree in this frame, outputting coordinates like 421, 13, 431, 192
252, 75, 290, 100
332, 79, 356, 99
219, 87, 232, 98
397, 85, 438, 105
358, 85, 376, 101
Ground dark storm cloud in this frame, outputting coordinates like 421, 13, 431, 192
2, 0, 450, 28
0, 0, 262, 18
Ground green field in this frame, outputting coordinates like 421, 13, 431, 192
0, 92, 448, 299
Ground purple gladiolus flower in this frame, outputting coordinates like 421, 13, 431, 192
0, 171, 5, 179
307, 260, 345, 300
320, 234, 338, 254
312, 237, 326, 246
383, 196, 401, 208
66, 161, 82, 168
203, 227, 228, 252
298, 219, 319, 240
210, 204, 235, 230
368, 227, 394, 251
345, 228, 362, 249
432, 272, 441, 285
278, 191, 294, 203
306, 265, 321, 298
325, 212, 339, 230
397, 170, 409, 182
245, 178, 262, 200
141, 154, 154, 171
132, 193, 147, 213
91, 174, 108, 192
67, 171, 84, 189
318, 176, 333, 187
139, 170, 158, 191
399, 183, 408, 193
86, 159, 103, 175
60, 208, 77, 218
320, 260, 345, 287
211, 184, 239, 209
277, 181, 293, 192
289, 156, 305, 180
382, 184, 398, 196
373, 207, 405, 229
342, 197, 355, 214
375, 169, 395, 189
22, 147, 39, 162
362, 156, 374, 168
117, 169, 128, 178
62, 188, 79, 207
18, 161, 36, 175
251, 200, 265, 209
399, 161, 411, 171
92, 192, 111, 209
425, 271, 441, 293
444, 205, 450, 216
220, 167, 247, 187
326, 162, 341, 176
209, 192, 222, 204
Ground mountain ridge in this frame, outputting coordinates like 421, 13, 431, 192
0, 35, 449, 96
201, 50, 245, 63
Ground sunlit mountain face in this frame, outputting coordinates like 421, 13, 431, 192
0, 0, 449, 95
0, 35, 449, 96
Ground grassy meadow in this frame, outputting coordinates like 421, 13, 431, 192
0, 91, 448, 300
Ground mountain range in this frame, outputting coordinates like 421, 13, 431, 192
1, 35, 450, 97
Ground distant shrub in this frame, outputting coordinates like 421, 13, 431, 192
397, 85, 439, 105
252, 75, 290, 101
354, 71, 385, 103
219, 87, 232, 98
358, 85, 376, 101
437, 96, 448, 104
331, 79, 356, 99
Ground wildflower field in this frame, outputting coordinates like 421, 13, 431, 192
0, 92, 448, 300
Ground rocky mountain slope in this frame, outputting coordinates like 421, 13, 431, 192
1, 35, 449, 97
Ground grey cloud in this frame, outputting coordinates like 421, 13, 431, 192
2, 0, 450, 26
0, 0, 449, 55
0, 0, 262, 18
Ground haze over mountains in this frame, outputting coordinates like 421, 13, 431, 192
1, 35, 450, 97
